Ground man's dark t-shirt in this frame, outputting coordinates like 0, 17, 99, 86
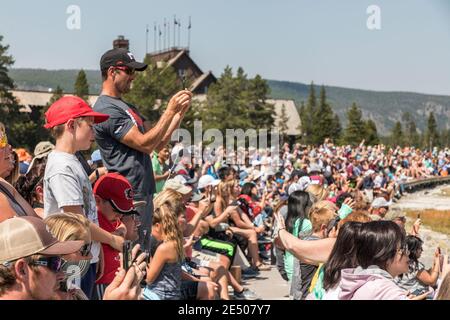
93, 95, 155, 199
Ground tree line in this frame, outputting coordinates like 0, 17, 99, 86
0, 35, 448, 151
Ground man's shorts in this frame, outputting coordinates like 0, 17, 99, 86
191, 249, 221, 267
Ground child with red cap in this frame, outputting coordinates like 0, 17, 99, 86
42, 96, 124, 299
92, 172, 141, 299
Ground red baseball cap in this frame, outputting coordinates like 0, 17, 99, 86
44, 96, 109, 129
93, 172, 137, 215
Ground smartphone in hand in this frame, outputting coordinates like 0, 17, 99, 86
122, 240, 133, 271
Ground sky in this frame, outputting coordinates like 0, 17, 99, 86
0, 0, 449, 95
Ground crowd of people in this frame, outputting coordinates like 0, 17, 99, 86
1, 47, 450, 301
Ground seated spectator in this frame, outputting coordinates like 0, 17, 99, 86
395, 235, 440, 296
0, 216, 83, 300
368, 197, 391, 221
291, 205, 336, 300
44, 212, 93, 300
93, 173, 141, 299
0, 123, 38, 221
338, 221, 419, 300
143, 189, 186, 300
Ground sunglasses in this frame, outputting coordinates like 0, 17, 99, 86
114, 66, 135, 76
80, 242, 92, 257
29, 256, 63, 273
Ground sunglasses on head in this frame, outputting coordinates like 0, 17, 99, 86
29, 256, 63, 273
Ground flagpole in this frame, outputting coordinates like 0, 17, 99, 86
153, 23, 156, 52
163, 18, 167, 50
146, 24, 149, 54
178, 19, 181, 48
188, 16, 191, 50
158, 25, 161, 51
173, 15, 177, 47
168, 19, 170, 50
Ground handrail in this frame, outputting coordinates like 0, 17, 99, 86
402, 176, 450, 192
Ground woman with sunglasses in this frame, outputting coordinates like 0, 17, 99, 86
44, 212, 93, 300
0, 123, 39, 222
338, 221, 428, 300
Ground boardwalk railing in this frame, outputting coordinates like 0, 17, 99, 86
403, 176, 450, 193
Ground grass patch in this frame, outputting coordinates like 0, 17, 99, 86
405, 209, 450, 235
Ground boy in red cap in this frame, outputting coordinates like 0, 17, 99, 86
43, 96, 124, 299
92, 172, 141, 299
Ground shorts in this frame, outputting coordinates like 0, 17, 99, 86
191, 249, 221, 267
180, 280, 199, 300
199, 237, 236, 261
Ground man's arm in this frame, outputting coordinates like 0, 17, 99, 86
121, 91, 191, 154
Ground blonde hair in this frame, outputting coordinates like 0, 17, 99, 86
44, 212, 91, 242
306, 184, 329, 202
309, 207, 336, 233
436, 272, 450, 300
153, 189, 185, 261
310, 200, 338, 215
337, 211, 371, 229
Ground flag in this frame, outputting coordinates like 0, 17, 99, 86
159, 26, 162, 36
188, 17, 191, 29
174, 16, 178, 25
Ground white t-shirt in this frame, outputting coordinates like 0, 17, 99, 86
44, 151, 100, 264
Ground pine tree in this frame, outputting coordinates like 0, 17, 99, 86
342, 103, 366, 146
0, 35, 41, 150
124, 57, 179, 124
390, 121, 404, 147
440, 128, 450, 148
425, 112, 439, 151
365, 119, 379, 145
298, 101, 307, 143
312, 85, 335, 145
203, 66, 252, 133
331, 114, 342, 144
302, 82, 317, 144
247, 74, 275, 130
202, 66, 273, 140
74, 69, 89, 102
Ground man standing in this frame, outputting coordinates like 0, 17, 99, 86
93, 48, 191, 251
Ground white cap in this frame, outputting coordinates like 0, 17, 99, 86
371, 197, 391, 208
288, 183, 302, 195
198, 175, 221, 189
164, 179, 192, 195
173, 175, 187, 185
